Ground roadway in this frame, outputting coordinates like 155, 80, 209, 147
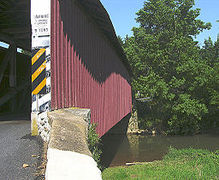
0, 120, 42, 180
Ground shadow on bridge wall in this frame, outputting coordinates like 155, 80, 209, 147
58, 0, 131, 85
51, 0, 132, 136
100, 113, 131, 169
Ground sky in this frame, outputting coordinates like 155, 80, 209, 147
0, 0, 218, 48
100, 0, 219, 46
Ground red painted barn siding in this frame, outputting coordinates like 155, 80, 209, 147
51, 0, 132, 137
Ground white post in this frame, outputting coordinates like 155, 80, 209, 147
31, 0, 51, 136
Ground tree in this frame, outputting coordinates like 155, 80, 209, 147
200, 37, 219, 128
117, 35, 124, 46
123, 0, 212, 134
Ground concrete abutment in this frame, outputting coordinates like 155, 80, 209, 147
33, 108, 102, 180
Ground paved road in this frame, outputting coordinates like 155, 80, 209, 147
0, 120, 42, 180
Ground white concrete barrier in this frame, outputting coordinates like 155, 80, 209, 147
46, 148, 102, 180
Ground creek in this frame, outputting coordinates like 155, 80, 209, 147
102, 133, 219, 167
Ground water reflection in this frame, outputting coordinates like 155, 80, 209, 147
100, 114, 131, 168
108, 134, 219, 167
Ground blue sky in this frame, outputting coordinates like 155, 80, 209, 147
100, 0, 219, 45
0, 1, 218, 48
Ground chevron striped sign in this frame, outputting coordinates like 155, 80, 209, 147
32, 48, 46, 95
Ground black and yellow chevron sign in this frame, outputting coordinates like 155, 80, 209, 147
32, 49, 46, 95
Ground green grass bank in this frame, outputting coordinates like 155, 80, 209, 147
102, 147, 219, 180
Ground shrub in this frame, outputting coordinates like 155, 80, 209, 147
87, 123, 102, 169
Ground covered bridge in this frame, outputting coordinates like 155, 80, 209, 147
0, 0, 132, 137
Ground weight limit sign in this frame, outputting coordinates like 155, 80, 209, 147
32, 49, 46, 95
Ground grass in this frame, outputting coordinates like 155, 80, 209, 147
102, 147, 219, 180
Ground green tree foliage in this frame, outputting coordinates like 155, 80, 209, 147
117, 35, 124, 46
123, 0, 216, 134
200, 37, 219, 128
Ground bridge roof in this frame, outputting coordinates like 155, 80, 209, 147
0, 0, 31, 50
76, 0, 131, 74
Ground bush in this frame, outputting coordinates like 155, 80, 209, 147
87, 123, 102, 169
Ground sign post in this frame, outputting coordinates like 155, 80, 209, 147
31, 0, 51, 137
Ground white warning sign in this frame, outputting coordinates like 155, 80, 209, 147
33, 14, 50, 37
31, 0, 51, 48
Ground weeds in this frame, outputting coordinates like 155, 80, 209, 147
87, 123, 102, 170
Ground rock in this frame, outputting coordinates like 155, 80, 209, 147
23, 164, 29, 168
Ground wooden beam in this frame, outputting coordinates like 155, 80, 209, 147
0, 27, 30, 34
18, 88, 29, 111
0, 33, 15, 45
9, 44, 16, 112
0, 89, 16, 107
0, 81, 29, 107
9, 44, 16, 87
15, 34, 31, 40
0, 43, 19, 112
0, 32, 30, 51
0, 44, 14, 84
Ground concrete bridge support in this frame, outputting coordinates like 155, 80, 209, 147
45, 108, 102, 180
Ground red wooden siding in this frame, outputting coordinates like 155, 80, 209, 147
51, 0, 132, 137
